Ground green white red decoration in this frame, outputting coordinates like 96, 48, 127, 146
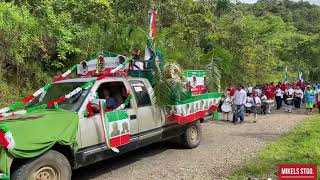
99, 101, 130, 153
77, 56, 130, 77
0, 173, 9, 180
0, 55, 133, 119
144, 10, 157, 64
149, 10, 157, 40
54, 65, 77, 82
166, 93, 221, 124
0, 126, 15, 151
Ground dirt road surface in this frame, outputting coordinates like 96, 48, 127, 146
72, 112, 308, 180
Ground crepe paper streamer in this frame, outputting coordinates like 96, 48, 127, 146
22, 95, 35, 104
14, 110, 27, 115
54, 103, 59, 110
26, 104, 47, 113
47, 96, 66, 107
0, 173, 9, 180
65, 87, 82, 99
0, 108, 9, 114
0, 126, 15, 151
111, 64, 124, 73
124, 94, 132, 106
81, 80, 96, 89
114, 94, 132, 111
54, 65, 77, 82
8, 102, 23, 111
85, 101, 94, 117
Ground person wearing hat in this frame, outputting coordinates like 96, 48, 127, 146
305, 85, 315, 115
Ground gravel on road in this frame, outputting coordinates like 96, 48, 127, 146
72, 112, 307, 180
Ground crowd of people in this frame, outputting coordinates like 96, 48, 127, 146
219, 82, 320, 125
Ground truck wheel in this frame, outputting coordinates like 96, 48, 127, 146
181, 121, 202, 148
12, 150, 71, 180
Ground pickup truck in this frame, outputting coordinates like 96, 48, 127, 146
0, 76, 220, 180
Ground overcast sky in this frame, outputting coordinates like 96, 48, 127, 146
239, 0, 320, 5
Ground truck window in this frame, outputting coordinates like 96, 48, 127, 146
130, 80, 151, 107
95, 81, 130, 110
27, 82, 89, 112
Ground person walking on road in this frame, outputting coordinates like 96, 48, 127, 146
233, 85, 247, 124
294, 86, 303, 109
305, 85, 315, 115
316, 84, 320, 114
275, 85, 284, 110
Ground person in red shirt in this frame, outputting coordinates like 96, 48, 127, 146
280, 83, 287, 92
270, 82, 276, 98
262, 84, 267, 94
265, 86, 274, 99
228, 85, 235, 97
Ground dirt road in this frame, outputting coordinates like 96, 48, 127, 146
72, 112, 307, 180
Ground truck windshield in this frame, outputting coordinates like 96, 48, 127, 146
27, 82, 90, 112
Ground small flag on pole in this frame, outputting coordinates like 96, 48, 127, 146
296, 70, 304, 87
144, 10, 157, 63
283, 66, 288, 83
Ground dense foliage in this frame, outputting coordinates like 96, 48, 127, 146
0, 0, 319, 105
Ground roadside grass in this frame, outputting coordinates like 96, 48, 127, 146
229, 115, 320, 180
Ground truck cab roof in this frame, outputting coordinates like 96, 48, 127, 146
57, 76, 148, 83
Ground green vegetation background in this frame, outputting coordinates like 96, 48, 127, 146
0, 0, 320, 106
230, 115, 320, 179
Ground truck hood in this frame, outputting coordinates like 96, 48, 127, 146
0, 110, 79, 175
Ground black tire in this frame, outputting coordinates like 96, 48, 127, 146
11, 150, 71, 180
181, 120, 202, 149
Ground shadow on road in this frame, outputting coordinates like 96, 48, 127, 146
72, 141, 182, 180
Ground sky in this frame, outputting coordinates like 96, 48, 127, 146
239, 0, 320, 5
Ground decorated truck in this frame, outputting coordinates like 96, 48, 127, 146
0, 11, 222, 180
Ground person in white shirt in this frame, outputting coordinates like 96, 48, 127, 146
221, 91, 233, 121
294, 86, 304, 109
260, 92, 269, 114
275, 85, 284, 110
253, 86, 262, 97
247, 85, 253, 96
252, 92, 262, 122
246, 94, 254, 116
285, 85, 294, 112
233, 85, 247, 124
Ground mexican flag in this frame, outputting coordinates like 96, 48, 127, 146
297, 70, 304, 86
166, 93, 222, 124
149, 10, 157, 40
144, 10, 157, 62
99, 101, 130, 151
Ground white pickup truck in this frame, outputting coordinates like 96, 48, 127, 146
0, 76, 223, 180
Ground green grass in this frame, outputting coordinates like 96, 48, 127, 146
229, 115, 320, 180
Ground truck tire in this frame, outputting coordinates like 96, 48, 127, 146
181, 120, 202, 148
11, 150, 71, 180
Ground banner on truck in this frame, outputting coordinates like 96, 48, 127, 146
77, 56, 129, 77
184, 70, 208, 95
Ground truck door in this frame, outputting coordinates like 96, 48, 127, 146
78, 80, 139, 148
129, 80, 161, 142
